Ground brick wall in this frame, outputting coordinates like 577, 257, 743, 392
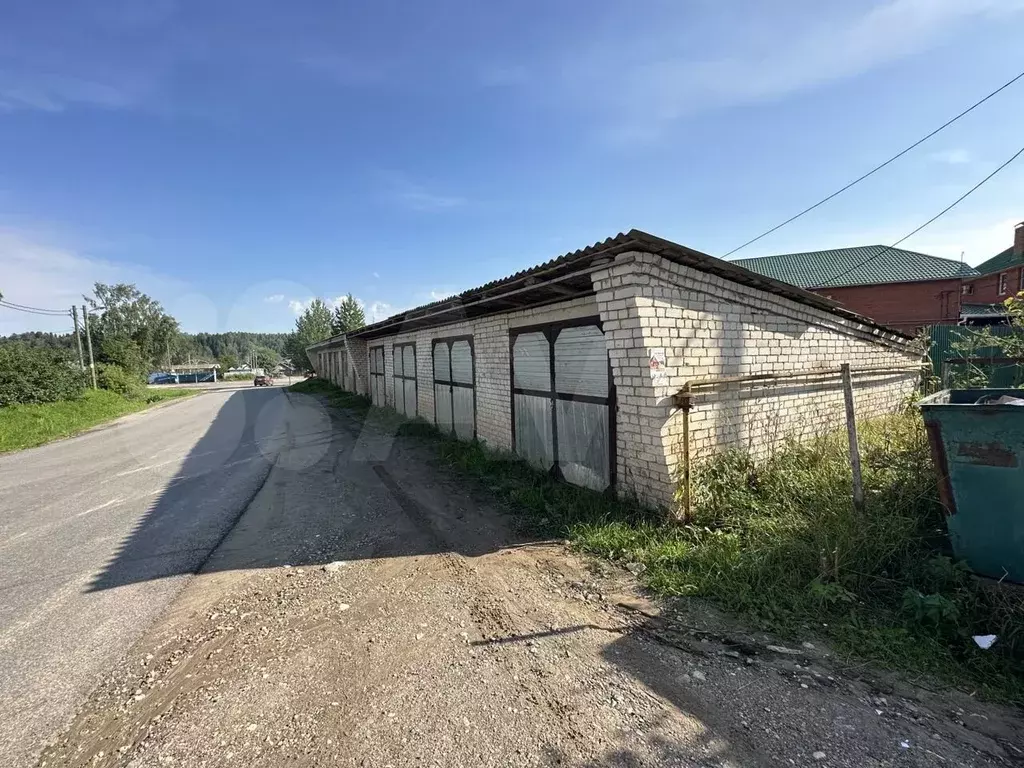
964, 266, 1024, 305
810, 278, 963, 334
592, 251, 922, 507
319, 297, 600, 451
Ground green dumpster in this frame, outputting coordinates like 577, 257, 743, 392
918, 389, 1024, 583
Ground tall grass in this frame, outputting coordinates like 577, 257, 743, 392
0, 388, 195, 453
573, 412, 1024, 702
295, 378, 1024, 701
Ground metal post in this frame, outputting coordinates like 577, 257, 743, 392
82, 305, 98, 390
840, 363, 864, 514
71, 306, 85, 371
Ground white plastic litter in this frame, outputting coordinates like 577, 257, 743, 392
973, 634, 998, 650
987, 396, 1024, 406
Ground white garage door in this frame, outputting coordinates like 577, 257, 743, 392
511, 320, 612, 491
369, 346, 386, 407
433, 337, 475, 440
393, 343, 417, 416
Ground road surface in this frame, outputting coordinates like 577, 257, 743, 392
0, 385, 309, 767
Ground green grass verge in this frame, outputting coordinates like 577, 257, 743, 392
293, 378, 1024, 703
0, 387, 196, 453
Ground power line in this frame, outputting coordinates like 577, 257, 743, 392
0, 300, 70, 316
815, 142, 1024, 288
723, 67, 1024, 259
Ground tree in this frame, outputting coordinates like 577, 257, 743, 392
0, 344, 86, 406
254, 346, 280, 369
331, 294, 366, 335
85, 283, 180, 370
284, 298, 333, 373
219, 353, 240, 371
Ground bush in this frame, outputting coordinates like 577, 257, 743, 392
97, 363, 146, 400
0, 344, 86, 406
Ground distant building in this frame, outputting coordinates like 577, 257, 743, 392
958, 222, 1024, 324
733, 246, 978, 335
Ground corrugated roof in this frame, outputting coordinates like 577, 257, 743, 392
973, 246, 1021, 276
329, 230, 912, 343
731, 246, 978, 288
961, 302, 1008, 317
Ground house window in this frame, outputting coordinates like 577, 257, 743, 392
1019, 269, 1024, 293
961, 284, 974, 296
998, 273, 1009, 295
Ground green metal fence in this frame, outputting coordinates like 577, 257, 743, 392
926, 325, 1023, 387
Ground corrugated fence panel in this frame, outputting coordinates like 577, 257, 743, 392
515, 393, 553, 470
513, 332, 551, 390
554, 325, 607, 397
927, 325, 1022, 386
556, 400, 609, 491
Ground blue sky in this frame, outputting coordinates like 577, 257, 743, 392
2, 0, 1023, 334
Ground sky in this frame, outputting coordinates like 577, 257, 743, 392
1, 0, 1023, 335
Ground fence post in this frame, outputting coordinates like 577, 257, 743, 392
841, 363, 865, 515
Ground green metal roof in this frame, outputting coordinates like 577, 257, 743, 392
973, 246, 1022, 275
732, 245, 978, 289
961, 302, 1008, 317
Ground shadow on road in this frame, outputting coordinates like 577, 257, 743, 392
88, 386, 542, 592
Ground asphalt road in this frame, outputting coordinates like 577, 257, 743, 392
0, 385, 303, 767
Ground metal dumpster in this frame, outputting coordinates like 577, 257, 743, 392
918, 389, 1024, 583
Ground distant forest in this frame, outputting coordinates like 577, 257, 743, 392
0, 330, 290, 365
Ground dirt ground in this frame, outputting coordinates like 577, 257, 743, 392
38, 391, 1024, 768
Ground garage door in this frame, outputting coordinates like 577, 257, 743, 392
511, 320, 613, 491
369, 346, 386, 407
433, 337, 475, 440
393, 343, 417, 416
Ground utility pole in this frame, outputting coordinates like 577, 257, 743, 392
82, 305, 98, 389
71, 306, 85, 371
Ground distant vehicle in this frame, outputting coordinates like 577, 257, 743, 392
253, 374, 274, 387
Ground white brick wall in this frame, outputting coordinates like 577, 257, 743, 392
310, 250, 920, 512
317, 297, 599, 451
593, 251, 922, 507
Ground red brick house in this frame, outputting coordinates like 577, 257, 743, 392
733, 245, 978, 335
959, 222, 1024, 323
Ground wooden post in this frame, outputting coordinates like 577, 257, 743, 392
841, 363, 864, 514
71, 306, 85, 371
82, 305, 98, 390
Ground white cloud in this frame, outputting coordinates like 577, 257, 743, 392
372, 272, 380, 279
429, 289, 454, 301
378, 171, 467, 212
287, 298, 311, 316
930, 148, 973, 165
264, 293, 285, 303
559, 0, 1024, 140
0, 227, 187, 334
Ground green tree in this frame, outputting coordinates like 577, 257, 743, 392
85, 283, 180, 369
331, 294, 366, 335
219, 353, 240, 371
284, 298, 333, 373
254, 346, 280, 369
0, 344, 86, 406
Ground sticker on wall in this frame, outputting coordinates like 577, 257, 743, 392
649, 347, 667, 383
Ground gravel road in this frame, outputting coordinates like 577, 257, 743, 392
0, 384, 314, 767
33, 391, 1023, 768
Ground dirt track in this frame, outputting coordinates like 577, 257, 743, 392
38, 391, 1023, 767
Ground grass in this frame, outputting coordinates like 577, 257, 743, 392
293, 378, 1024, 703
0, 387, 196, 453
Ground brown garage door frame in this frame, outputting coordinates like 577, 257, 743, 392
509, 316, 616, 490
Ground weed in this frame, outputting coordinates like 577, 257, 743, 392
294, 378, 1024, 703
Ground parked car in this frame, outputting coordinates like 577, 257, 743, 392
253, 374, 274, 387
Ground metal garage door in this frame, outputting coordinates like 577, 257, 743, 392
433, 337, 475, 440
369, 346, 386, 407
511, 319, 613, 491
393, 343, 417, 416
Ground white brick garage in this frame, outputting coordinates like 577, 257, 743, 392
308, 230, 921, 510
